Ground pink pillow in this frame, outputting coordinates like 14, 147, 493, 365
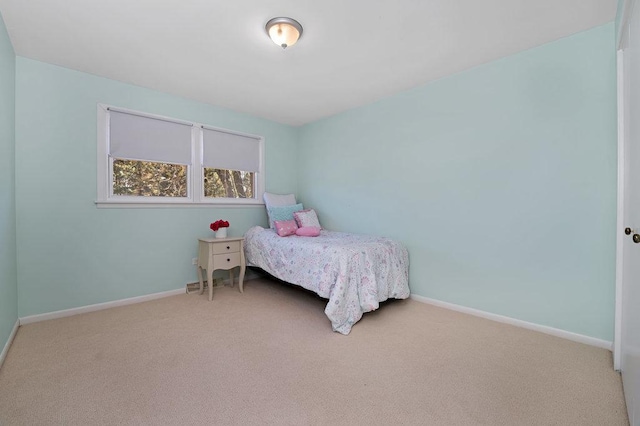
274, 219, 298, 237
294, 209, 321, 229
296, 226, 321, 237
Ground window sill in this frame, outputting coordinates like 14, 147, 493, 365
95, 200, 265, 209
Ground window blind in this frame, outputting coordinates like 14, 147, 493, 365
109, 110, 192, 165
202, 128, 260, 172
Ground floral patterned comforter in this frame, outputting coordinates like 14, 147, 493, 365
243, 226, 410, 334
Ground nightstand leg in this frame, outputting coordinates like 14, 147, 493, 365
198, 267, 205, 295
208, 269, 214, 301
239, 244, 246, 293
239, 264, 246, 293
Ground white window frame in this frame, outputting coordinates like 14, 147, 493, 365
96, 104, 265, 208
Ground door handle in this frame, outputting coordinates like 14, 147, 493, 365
624, 228, 640, 242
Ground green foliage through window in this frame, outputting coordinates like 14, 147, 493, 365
113, 159, 187, 197
112, 161, 254, 199
204, 169, 254, 199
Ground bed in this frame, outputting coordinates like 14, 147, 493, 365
244, 226, 410, 334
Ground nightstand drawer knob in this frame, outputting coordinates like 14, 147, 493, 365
227, 258, 230, 262
227, 246, 230, 249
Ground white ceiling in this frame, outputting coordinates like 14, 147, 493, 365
0, 0, 616, 126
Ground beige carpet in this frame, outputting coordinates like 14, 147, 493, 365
0, 278, 628, 425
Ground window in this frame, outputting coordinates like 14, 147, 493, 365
202, 127, 261, 200
97, 105, 265, 206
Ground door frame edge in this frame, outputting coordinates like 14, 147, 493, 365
614, 48, 625, 372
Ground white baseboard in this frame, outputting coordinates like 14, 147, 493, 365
0, 319, 20, 371
19, 273, 262, 326
410, 294, 613, 351
19, 288, 186, 325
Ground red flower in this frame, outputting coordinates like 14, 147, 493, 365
210, 220, 229, 231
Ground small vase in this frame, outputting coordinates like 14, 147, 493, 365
215, 228, 228, 239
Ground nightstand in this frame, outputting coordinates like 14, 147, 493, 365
197, 237, 246, 301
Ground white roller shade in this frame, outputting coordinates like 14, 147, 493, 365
202, 128, 260, 172
109, 110, 192, 165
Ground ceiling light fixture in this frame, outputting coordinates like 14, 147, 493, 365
265, 17, 303, 49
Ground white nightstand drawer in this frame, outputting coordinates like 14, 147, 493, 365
212, 241, 240, 255
212, 252, 241, 269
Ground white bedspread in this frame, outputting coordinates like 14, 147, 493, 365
243, 226, 410, 334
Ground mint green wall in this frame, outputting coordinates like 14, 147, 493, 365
0, 12, 18, 349
11, 24, 618, 342
15, 58, 297, 317
298, 24, 617, 341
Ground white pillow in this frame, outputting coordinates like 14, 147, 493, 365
263, 192, 297, 228
263, 192, 296, 208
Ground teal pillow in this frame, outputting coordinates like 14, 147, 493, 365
268, 203, 304, 228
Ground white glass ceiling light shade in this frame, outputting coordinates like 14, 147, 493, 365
266, 17, 303, 49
